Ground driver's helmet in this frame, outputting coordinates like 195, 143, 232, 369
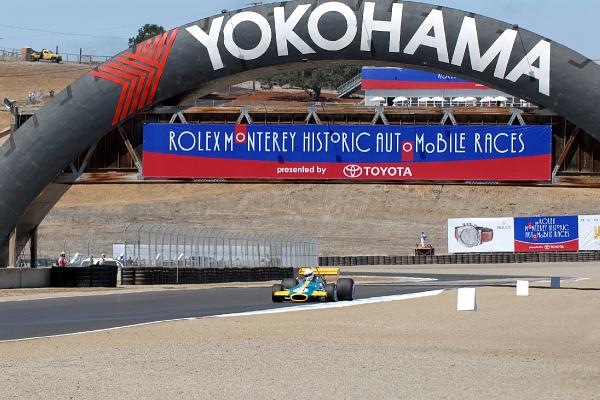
303, 268, 314, 281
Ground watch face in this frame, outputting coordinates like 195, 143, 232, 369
459, 226, 480, 247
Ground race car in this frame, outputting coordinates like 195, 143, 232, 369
272, 267, 355, 303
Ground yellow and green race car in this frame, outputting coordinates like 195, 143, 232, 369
272, 267, 355, 303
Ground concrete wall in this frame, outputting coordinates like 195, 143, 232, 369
0, 268, 51, 289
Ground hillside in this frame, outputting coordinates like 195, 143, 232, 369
0, 111, 9, 128
39, 184, 600, 257
0, 61, 90, 103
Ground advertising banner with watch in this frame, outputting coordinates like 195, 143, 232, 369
578, 215, 600, 251
514, 216, 579, 252
143, 124, 552, 181
448, 218, 515, 253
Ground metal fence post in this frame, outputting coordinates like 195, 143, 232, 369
123, 224, 131, 267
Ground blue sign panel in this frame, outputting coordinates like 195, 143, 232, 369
514, 216, 580, 252
143, 123, 552, 181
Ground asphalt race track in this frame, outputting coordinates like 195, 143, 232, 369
0, 273, 550, 341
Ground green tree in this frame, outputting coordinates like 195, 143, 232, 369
260, 65, 361, 100
129, 24, 166, 47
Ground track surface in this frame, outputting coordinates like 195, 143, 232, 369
0, 285, 438, 341
0, 273, 550, 341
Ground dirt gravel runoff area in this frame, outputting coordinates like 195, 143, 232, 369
1, 282, 599, 399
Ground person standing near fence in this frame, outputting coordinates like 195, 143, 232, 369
420, 232, 428, 248
58, 252, 67, 268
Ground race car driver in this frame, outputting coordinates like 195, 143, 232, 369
303, 268, 316, 282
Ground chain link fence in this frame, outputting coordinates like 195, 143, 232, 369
0, 47, 110, 64
117, 224, 320, 269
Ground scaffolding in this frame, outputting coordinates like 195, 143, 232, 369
120, 224, 320, 269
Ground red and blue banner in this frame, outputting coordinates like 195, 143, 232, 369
361, 67, 489, 91
143, 123, 552, 181
514, 216, 580, 252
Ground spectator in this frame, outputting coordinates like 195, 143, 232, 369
99, 254, 107, 265
420, 232, 428, 248
58, 252, 67, 268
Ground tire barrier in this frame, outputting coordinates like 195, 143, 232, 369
120, 267, 294, 286
318, 252, 600, 267
51, 266, 118, 288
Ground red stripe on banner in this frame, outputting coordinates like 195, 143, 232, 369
142, 153, 552, 181
147, 34, 162, 62
110, 63, 149, 116
514, 239, 579, 253
153, 32, 169, 64
140, 38, 153, 59
149, 29, 178, 102
100, 65, 140, 122
362, 80, 488, 90
134, 42, 143, 57
114, 56, 157, 111
89, 29, 179, 125
90, 70, 130, 125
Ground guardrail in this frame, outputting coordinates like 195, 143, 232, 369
319, 252, 600, 266
121, 267, 293, 285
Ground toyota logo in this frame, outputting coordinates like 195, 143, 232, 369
343, 165, 363, 178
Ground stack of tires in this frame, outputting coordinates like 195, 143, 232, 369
119, 267, 294, 285
51, 266, 118, 288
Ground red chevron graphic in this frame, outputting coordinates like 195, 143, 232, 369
90, 29, 179, 125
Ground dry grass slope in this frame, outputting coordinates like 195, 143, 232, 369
40, 183, 600, 256
0, 61, 90, 102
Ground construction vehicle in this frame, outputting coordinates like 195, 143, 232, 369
31, 49, 62, 63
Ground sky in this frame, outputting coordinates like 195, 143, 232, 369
1, 0, 598, 58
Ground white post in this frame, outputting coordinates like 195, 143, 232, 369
516, 280, 530, 296
457, 288, 477, 311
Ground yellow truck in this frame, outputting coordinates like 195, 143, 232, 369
31, 49, 62, 63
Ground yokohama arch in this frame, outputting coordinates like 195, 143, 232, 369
2, 0, 600, 264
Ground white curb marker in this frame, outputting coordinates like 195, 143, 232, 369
457, 288, 477, 311
516, 280, 530, 297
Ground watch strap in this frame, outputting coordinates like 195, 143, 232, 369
480, 228, 494, 243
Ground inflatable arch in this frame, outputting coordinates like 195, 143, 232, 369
2, 0, 600, 262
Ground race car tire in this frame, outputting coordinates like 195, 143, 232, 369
272, 284, 284, 303
325, 283, 337, 302
336, 278, 355, 301
281, 278, 298, 289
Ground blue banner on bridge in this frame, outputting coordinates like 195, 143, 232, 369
143, 123, 552, 181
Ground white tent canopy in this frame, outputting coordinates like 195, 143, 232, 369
370, 96, 386, 103
431, 96, 445, 103
393, 96, 409, 103
494, 96, 508, 102
480, 96, 495, 103
417, 97, 432, 102
451, 97, 466, 103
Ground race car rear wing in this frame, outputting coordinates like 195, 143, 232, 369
299, 267, 340, 277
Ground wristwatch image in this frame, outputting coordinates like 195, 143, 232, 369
454, 224, 494, 248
